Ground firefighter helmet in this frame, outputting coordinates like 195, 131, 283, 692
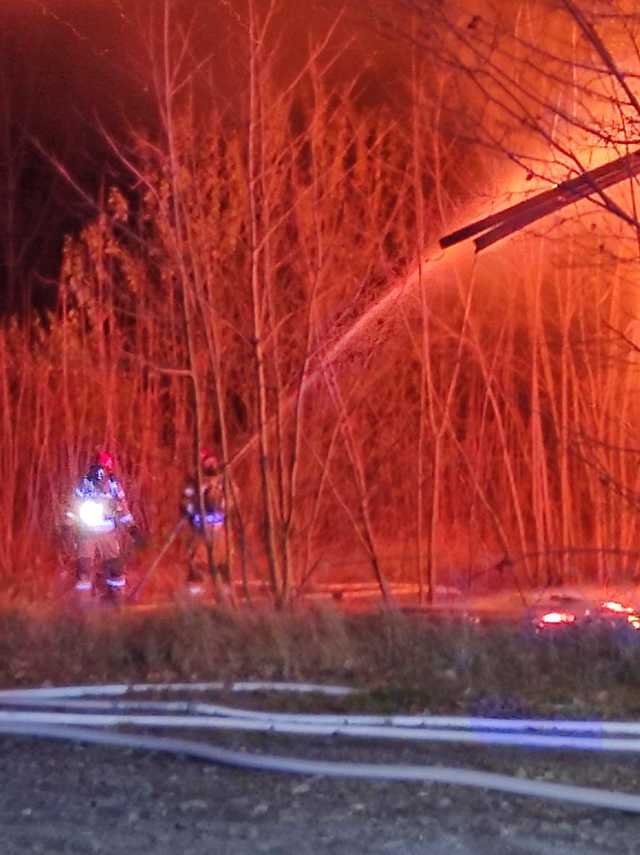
96, 450, 114, 471
200, 448, 219, 474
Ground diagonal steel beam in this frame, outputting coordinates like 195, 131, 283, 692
440, 150, 640, 253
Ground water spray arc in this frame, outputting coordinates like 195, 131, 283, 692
234, 135, 640, 469
221, 162, 550, 601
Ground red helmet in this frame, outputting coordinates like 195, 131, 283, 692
96, 450, 114, 471
199, 448, 219, 471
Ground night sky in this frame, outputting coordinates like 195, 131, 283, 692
0, 0, 408, 313
1, 1, 154, 312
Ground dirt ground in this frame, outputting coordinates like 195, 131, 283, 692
2, 729, 640, 854
6, 582, 640, 853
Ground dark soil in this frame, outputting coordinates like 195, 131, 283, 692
2, 730, 640, 854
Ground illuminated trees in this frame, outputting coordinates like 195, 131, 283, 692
25, 0, 420, 604
380, 0, 640, 586
7, 0, 640, 601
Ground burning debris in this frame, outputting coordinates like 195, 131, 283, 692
440, 151, 640, 253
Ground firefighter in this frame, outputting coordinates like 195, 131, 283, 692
65, 450, 142, 596
180, 448, 228, 595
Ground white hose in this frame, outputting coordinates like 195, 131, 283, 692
2, 695, 637, 736
3, 721, 640, 814
0, 681, 356, 700
3, 681, 640, 813
1, 682, 638, 735
0, 708, 638, 752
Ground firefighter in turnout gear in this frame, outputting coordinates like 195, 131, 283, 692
65, 450, 142, 596
180, 449, 228, 595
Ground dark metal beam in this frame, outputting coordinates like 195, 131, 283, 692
440, 150, 640, 253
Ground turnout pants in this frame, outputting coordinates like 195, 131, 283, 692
75, 529, 125, 589
185, 524, 228, 586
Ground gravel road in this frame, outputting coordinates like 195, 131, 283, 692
2, 729, 640, 854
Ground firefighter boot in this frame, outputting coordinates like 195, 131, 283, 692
74, 558, 93, 593
103, 558, 126, 604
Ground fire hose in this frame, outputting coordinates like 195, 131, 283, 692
2, 681, 640, 813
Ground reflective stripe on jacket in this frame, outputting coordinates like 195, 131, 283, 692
181, 474, 225, 529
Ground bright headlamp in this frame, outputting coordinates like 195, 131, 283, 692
78, 499, 105, 528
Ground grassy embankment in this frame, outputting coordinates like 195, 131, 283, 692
2, 603, 640, 718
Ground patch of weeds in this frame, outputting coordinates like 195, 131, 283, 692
360, 685, 443, 714
4, 606, 640, 721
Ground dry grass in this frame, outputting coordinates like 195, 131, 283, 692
2, 603, 640, 719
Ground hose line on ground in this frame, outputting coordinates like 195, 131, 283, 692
2, 681, 640, 814
3, 721, 640, 814
0, 681, 356, 700
2, 693, 640, 736
1, 708, 640, 753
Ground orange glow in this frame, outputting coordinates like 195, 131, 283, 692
539, 611, 576, 625
602, 601, 634, 614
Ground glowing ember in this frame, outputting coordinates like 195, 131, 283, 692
539, 611, 576, 625
601, 601, 634, 614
